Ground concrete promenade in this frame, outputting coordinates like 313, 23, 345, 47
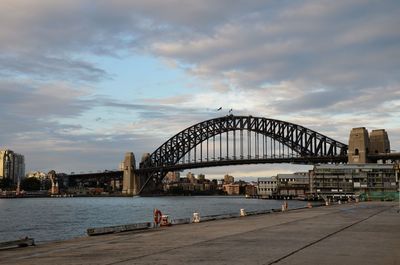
1, 202, 399, 265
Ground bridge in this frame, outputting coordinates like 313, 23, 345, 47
132, 115, 348, 194
68, 115, 400, 195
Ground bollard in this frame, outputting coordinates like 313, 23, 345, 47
326, 198, 331, 206
240, 209, 246, 217
193, 212, 200, 223
338, 200, 342, 205
281, 201, 288, 212
160, 215, 171, 226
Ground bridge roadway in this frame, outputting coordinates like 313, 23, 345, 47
1, 202, 399, 265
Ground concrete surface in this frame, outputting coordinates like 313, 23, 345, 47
1, 202, 399, 265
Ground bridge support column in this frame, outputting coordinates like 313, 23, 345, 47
122, 152, 140, 196
348, 127, 370, 164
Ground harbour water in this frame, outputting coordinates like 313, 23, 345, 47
0, 196, 309, 243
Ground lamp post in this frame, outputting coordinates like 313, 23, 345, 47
395, 162, 399, 213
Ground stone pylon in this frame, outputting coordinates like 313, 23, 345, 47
369, 129, 390, 154
122, 152, 140, 195
348, 127, 370, 164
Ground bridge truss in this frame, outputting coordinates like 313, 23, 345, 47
137, 115, 348, 193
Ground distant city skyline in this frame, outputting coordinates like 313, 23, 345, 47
1, 1, 399, 176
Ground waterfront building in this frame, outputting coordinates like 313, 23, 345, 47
245, 184, 257, 197
187, 172, 196, 183
257, 173, 310, 198
312, 163, 398, 197
164, 171, 180, 183
257, 176, 278, 198
277, 173, 310, 197
0, 149, 25, 184
163, 174, 217, 194
223, 183, 240, 195
26, 171, 47, 180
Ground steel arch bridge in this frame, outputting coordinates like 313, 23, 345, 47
137, 115, 348, 193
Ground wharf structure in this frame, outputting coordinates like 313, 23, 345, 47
257, 173, 310, 199
312, 163, 397, 199
257, 163, 398, 200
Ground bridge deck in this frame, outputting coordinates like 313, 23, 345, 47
136, 156, 348, 173
1, 202, 398, 265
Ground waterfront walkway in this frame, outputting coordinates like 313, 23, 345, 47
1, 201, 399, 265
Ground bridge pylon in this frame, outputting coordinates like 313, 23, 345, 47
122, 152, 140, 196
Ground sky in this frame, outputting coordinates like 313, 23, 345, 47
1, 0, 399, 178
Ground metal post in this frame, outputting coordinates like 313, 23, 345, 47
220, 133, 222, 160
213, 134, 215, 161
233, 130, 236, 159
248, 130, 251, 159
240, 129, 243, 159
206, 137, 209, 161
395, 162, 400, 213
226, 130, 229, 160
256, 132, 259, 159
200, 139, 202, 163
194, 141, 196, 163
270, 137, 273, 158
263, 133, 265, 158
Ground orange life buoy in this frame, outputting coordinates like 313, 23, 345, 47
154, 209, 162, 225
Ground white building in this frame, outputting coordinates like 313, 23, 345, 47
277, 173, 310, 196
257, 176, 278, 198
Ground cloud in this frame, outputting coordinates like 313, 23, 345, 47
0, 0, 399, 174
146, 0, 400, 110
0, 80, 91, 119
0, 54, 108, 82
1, 0, 399, 93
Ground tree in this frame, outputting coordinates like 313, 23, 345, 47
0, 178, 13, 189
20, 177, 41, 191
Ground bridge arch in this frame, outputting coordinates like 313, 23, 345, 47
140, 115, 348, 172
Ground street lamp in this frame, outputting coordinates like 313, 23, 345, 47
395, 162, 400, 213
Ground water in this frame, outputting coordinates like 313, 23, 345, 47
0, 196, 308, 243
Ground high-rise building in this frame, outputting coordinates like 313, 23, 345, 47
224, 174, 234, 184
186, 172, 196, 183
165, 171, 180, 183
0, 149, 25, 184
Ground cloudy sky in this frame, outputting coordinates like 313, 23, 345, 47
1, 0, 399, 178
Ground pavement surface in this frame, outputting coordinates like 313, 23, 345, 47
1, 201, 399, 265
